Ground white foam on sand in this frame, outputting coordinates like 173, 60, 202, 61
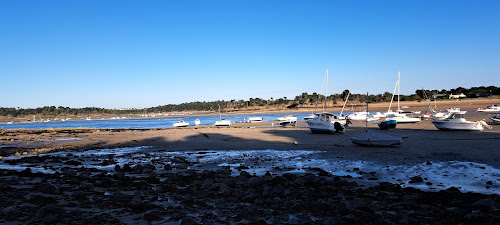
0, 148, 498, 194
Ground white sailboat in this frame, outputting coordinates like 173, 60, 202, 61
214, 105, 231, 126
432, 111, 491, 131
386, 72, 420, 124
306, 68, 346, 133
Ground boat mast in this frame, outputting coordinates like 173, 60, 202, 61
366, 92, 369, 131
340, 91, 350, 117
218, 105, 221, 121
397, 71, 400, 112
388, 74, 398, 112
324, 68, 328, 112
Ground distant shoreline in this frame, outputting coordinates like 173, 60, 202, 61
1, 98, 499, 124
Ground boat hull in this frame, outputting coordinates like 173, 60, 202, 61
306, 120, 344, 134
392, 117, 420, 123
432, 121, 483, 131
280, 121, 296, 127
378, 119, 397, 130
214, 120, 231, 126
491, 116, 500, 124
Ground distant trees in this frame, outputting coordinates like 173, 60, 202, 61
1, 86, 498, 117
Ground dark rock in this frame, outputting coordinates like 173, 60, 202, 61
181, 216, 198, 225
36, 204, 64, 223
64, 160, 82, 166
409, 176, 424, 183
143, 211, 162, 221
176, 163, 189, 169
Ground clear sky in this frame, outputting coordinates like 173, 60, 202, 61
1, 0, 499, 109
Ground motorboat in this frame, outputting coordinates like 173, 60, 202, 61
277, 115, 298, 122
378, 118, 397, 130
350, 131, 403, 146
348, 111, 379, 122
194, 118, 201, 126
478, 105, 500, 112
306, 112, 346, 133
372, 112, 387, 118
305, 68, 346, 133
303, 114, 316, 120
490, 114, 500, 124
247, 117, 263, 123
173, 120, 189, 127
214, 119, 232, 126
430, 111, 450, 120
432, 111, 491, 131
278, 115, 298, 127
390, 115, 420, 124
446, 108, 462, 113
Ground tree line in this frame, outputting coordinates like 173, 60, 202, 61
1, 86, 498, 117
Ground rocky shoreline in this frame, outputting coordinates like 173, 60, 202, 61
1, 152, 499, 224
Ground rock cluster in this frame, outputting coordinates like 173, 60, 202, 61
0, 161, 499, 224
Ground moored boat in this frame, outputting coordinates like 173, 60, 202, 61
247, 117, 263, 123
303, 114, 315, 120
350, 131, 403, 146
432, 111, 491, 131
306, 112, 345, 133
378, 118, 397, 130
478, 105, 500, 112
173, 120, 189, 127
194, 118, 201, 126
490, 114, 500, 124
214, 105, 232, 126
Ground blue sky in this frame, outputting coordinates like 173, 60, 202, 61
1, 0, 499, 108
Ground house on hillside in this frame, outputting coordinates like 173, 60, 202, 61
449, 93, 466, 99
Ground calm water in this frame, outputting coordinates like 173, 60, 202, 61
0, 112, 330, 130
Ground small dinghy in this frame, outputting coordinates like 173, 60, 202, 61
350, 131, 403, 146
378, 118, 397, 130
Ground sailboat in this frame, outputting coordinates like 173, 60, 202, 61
385, 72, 420, 124
214, 105, 231, 126
306, 68, 346, 133
350, 92, 403, 146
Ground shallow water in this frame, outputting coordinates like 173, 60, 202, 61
0, 112, 319, 129
0, 147, 498, 194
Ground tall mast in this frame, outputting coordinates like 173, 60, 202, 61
397, 71, 400, 111
388, 76, 398, 112
324, 68, 328, 112
365, 92, 369, 131
340, 91, 350, 117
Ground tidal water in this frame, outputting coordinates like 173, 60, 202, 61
0, 112, 322, 130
